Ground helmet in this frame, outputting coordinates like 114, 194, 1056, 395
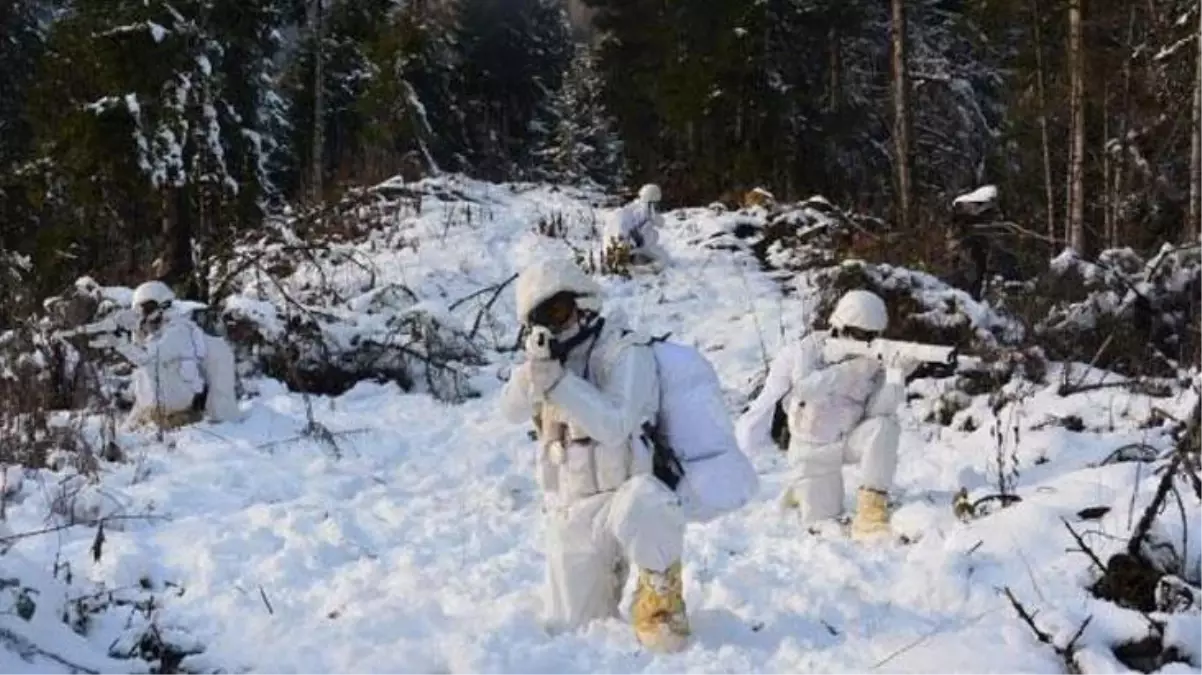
829, 290, 888, 333
515, 258, 602, 325
131, 280, 175, 310
638, 183, 662, 204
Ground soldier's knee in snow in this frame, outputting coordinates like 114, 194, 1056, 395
790, 442, 845, 476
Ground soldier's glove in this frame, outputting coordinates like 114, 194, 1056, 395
525, 327, 565, 399
525, 326, 554, 360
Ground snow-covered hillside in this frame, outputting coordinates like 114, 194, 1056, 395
1, 177, 1198, 674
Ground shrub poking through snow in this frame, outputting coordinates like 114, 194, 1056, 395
1033, 245, 1201, 378
0, 543, 198, 674
596, 238, 634, 278
809, 260, 1026, 356
222, 295, 483, 402
1004, 398, 1202, 673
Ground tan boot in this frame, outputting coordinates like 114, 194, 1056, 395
632, 562, 690, 653
851, 487, 891, 540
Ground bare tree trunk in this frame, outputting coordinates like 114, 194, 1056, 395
308, 0, 325, 203
1030, 0, 1056, 242
1190, 5, 1201, 243
828, 24, 842, 113
160, 187, 193, 296
1067, 0, 1086, 253
1103, 83, 1113, 247
890, 0, 913, 231
1114, 5, 1136, 248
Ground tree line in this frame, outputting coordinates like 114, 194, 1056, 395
0, 0, 1198, 323
0, 0, 624, 315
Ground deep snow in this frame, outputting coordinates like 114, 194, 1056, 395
1, 177, 1198, 674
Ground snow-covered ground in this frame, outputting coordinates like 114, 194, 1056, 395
1, 177, 1198, 673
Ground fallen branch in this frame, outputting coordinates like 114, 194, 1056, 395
468, 273, 519, 341
1063, 519, 1107, 573
257, 427, 370, 454
1098, 442, 1161, 466
1002, 586, 1052, 643
0, 514, 168, 546
1075, 333, 1116, 391
0, 626, 100, 673
1057, 379, 1132, 396
1063, 616, 1093, 655
1129, 452, 1183, 561
1181, 459, 1201, 500
448, 273, 517, 312
258, 585, 274, 615
1002, 587, 1091, 671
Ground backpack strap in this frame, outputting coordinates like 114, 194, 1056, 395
620, 328, 672, 346
624, 330, 686, 490
641, 421, 685, 490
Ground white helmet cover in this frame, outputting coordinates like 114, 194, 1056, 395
829, 289, 888, 333
132, 280, 176, 309
515, 258, 602, 325
638, 183, 662, 204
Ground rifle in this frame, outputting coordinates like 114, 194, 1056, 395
823, 336, 982, 373
54, 312, 149, 366
53, 311, 136, 340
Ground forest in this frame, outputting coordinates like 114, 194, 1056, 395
0, 0, 1199, 316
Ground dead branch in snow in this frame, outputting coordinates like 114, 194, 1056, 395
448, 272, 518, 312
1002, 587, 1091, 672
1062, 518, 1107, 573
1097, 442, 1161, 466
1129, 452, 1182, 561
1181, 459, 1201, 500
0, 514, 168, 548
468, 273, 518, 341
0, 627, 100, 674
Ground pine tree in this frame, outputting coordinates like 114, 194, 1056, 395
537, 42, 626, 189
281, 0, 393, 198
28, 0, 287, 296
208, 0, 289, 219
457, 0, 571, 181
356, 0, 466, 180
0, 0, 51, 322
0, 0, 50, 250
0, 0, 46, 176
580, 0, 669, 187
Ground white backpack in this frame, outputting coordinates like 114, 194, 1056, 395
643, 338, 759, 523
199, 332, 241, 423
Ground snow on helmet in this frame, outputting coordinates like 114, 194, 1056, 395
131, 280, 175, 310
829, 290, 888, 333
515, 258, 602, 325
638, 183, 662, 204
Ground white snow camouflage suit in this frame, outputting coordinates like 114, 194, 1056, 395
129, 315, 209, 427
604, 200, 669, 268
736, 331, 905, 523
500, 310, 686, 632
128, 313, 238, 429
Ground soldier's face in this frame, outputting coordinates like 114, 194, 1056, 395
138, 301, 165, 333
529, 293, 578, 335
